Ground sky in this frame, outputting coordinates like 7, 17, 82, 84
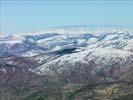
0, 0, 133, 35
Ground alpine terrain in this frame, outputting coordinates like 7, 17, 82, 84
0, 28, 133, 100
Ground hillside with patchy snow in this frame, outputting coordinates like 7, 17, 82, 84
0, 29, 133, 100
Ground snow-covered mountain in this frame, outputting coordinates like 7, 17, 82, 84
1, 29, 132, 81
0, 28, 133, 99
0, 29, 133, 57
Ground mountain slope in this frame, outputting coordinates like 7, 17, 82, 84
0, 29, 133, 100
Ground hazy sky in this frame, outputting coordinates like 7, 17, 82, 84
0, 0, 133, 34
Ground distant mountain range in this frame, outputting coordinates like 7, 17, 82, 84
0, 28, 133, 100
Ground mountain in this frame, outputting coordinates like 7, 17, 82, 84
0, 29, 133, 100
0, 30, 133, 57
